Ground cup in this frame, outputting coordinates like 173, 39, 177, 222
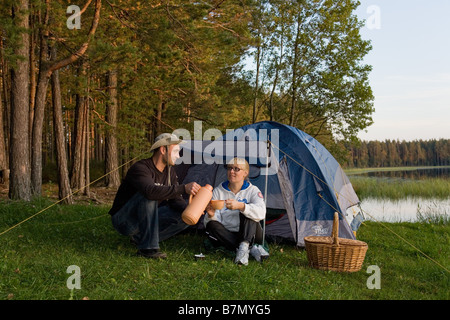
210, 200, 225, 210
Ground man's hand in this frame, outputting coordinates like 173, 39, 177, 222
185, 182, 201, 195
205, 203, 215, 217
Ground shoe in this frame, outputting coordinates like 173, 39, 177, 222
203, 238, 235, 257
137, 249, 167, 259
249, 244, 269, 262
234, 241, 249, 266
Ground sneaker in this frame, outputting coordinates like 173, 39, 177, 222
249, 244, 269, 262
203, 238, 235, 257
234, 241, 249, 266
137, 249, 167, 259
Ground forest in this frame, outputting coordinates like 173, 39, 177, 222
344, 139, 450, 168
1, 0, 376, 202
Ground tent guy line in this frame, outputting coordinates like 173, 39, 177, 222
271, 142, 358, 219
1, 119, 448, 274
272, 142, 449, 274
0, 153, 146, 237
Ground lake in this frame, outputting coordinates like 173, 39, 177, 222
358, 197, 450, 223
353, 167, 450, 180
348, 167, 450, 223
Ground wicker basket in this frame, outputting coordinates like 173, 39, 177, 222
304, 212, 368, 272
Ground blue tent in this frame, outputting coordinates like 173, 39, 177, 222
175, 121, 361, 246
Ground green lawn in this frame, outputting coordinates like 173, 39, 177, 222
0, 199, 448, 300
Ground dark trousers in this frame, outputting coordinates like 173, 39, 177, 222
205, 213, 263, 251
111, 193, 189, 250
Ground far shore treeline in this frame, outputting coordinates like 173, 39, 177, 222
344, 139, 450, 168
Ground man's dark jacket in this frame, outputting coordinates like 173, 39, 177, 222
109, 158, 186, 216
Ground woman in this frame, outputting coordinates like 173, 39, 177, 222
204, 158, 268, 265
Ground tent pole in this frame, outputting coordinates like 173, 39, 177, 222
262, 140, 270, 244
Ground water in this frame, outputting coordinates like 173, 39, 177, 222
349, 167, 450, 222
358, 197, 450, 223
353, 167, 450, 180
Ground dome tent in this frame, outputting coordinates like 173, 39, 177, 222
175, 121, 361, 246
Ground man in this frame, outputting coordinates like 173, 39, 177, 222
109, 133, 201, 259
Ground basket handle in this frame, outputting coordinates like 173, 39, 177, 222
332, 212, 339, 246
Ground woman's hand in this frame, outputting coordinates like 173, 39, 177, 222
225, 199, 245, 211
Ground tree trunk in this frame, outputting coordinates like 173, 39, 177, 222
0, 38, 11, 143
289, 17, 301, 127
156, 97, 164, 135
71, 92, 87, 191
121, 144, 129, 178
50, 47, 73, 204
29, 8, 37, 151
30, 0, 50, 196
269, 30, 284, 122
105, 70, 120, 188
252, 44, 261, 124
71, 63, 91, 197
0, 69, 8, 183
84, 91, 90, 197
31, 65, 51, 196
9, 0, 31, 200
31, 0, 101, 197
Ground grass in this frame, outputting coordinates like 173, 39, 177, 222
345, 166, 450, 200
349, 176, 450, 200
0, 198, 449, 300
417, 201, 450, 224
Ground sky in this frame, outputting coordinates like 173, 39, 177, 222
355, 0, 450, 141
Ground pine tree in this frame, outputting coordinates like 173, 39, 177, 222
8, 0, 31, 200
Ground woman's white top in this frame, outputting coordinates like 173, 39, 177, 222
203, 180, 266, 232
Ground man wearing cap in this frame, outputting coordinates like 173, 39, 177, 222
109, 133, 201, 259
